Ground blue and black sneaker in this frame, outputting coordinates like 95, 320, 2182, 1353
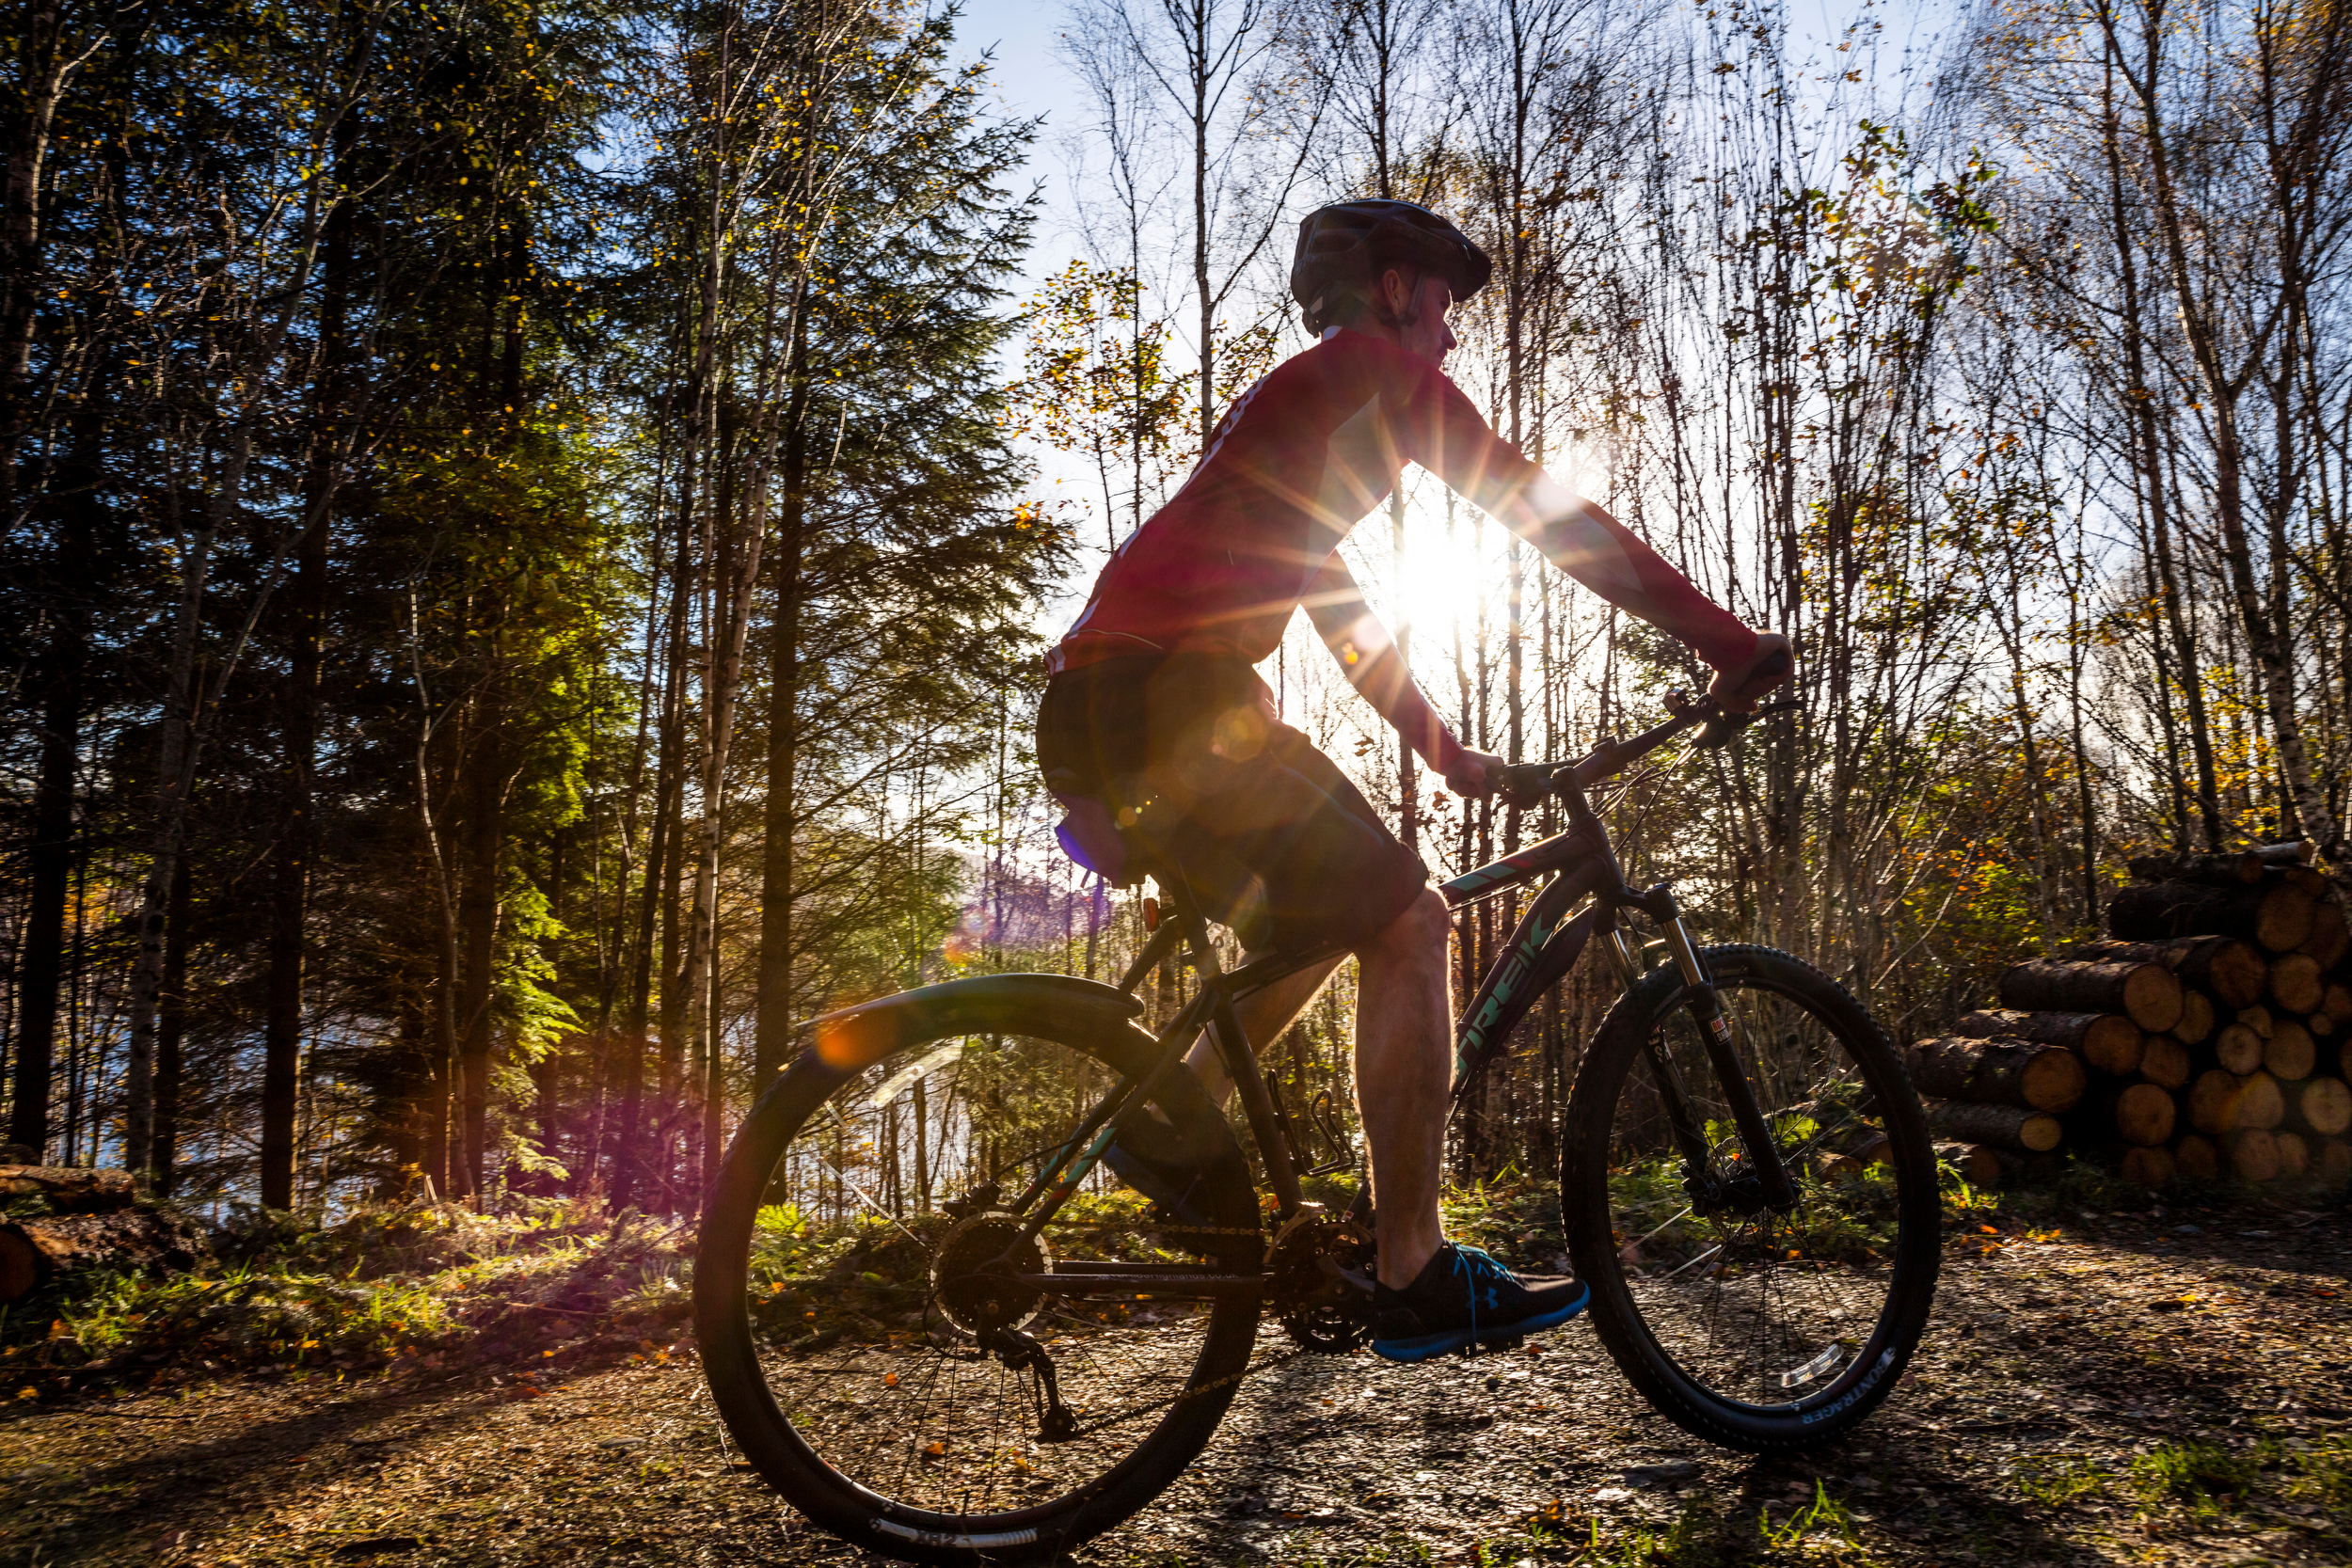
1371, 1242, 1589, 1362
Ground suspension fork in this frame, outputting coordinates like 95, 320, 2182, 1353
1645, 889, 1797, 1210
1607, 926, 1716, 1177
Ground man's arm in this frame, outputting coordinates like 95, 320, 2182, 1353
1300, 551, 1472, 783
1405, 370, 1762, 676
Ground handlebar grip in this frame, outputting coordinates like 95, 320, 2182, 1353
1694, 697, 1802, 750
1692, 712, 1750, 749
1491, 763, 1556, 805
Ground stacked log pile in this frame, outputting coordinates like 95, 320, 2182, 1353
1907, 843, 2352, 1190
0, 1165, 212, 1301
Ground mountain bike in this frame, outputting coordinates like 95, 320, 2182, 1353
693, 690, 1940, 1563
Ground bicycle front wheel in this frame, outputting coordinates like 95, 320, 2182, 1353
1564, 943, 1940, 1451
695, 977, 1263, 1563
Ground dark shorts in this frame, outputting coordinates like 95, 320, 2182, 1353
1036, 654, 1430, 956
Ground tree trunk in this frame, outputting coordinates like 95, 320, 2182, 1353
755, 292, 813, 1099
8, 627, 77, 1158
456, 730, 505, 1201
154, 856, 191, 1197
257, 207, 347, 1209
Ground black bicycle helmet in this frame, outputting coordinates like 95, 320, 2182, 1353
1290, 199, 1492, 333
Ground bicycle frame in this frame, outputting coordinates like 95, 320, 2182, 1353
993, 702, 1799, 1298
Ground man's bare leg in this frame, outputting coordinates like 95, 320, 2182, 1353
1351, 888, 1454, 1288
1179, 889, 1453, 1289
1181, 953, 1344, 1109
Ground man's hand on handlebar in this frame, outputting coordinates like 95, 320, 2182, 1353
1706, 631, 1794, 713
1442, 747, 1509, 800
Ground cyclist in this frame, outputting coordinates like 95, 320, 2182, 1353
1037, 199, 1792, 1362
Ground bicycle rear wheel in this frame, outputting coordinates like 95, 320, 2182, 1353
695, 977, 1263, 1563
1564, 943, 1939, 1450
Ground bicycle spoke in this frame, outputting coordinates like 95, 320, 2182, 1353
1601, 967, 1922, 1411
716, 1022, 1259, 1523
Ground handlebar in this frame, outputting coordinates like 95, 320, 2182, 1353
1486, 694, 1801, 806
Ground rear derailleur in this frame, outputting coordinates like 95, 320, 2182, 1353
981, 1326, 1080, 1442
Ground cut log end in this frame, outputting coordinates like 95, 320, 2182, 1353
2270, 954, 2325, 1016
1924, 1100, 2061, 1153
1933, 1140, 2004, 1187
2264, 1019, 2316, 1083
2293, 1075, 2352, 1139
2120, 1145, 2177, 1189
2115, 1082, 2178, 1147
2215, 1023, 2265, 1076
2274, 1130, 2312, 1181
2140, 1035, 2193, 1090
2173, 991, 2216, 1047
2222, 1128, 2280, 1183
2174, 1133, 2220, 1181
2108, 881, 2313, 955
2187, 1069, 2285, 1135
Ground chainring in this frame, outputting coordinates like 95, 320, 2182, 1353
929, 1212, 1053, 1339
1266, 1209, 1375, 1353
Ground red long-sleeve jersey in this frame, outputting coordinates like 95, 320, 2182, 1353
1048, 329, 1756, 777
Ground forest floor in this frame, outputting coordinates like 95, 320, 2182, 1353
3, 1198, 2349, 1568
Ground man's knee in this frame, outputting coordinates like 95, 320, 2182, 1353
1361, 885, 1450, 965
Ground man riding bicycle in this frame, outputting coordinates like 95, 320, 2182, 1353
1037, 199, 1792, 1363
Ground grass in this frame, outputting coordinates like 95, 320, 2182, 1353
2, 1195, 699, 1399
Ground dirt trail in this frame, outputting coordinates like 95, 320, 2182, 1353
4, 1209, 2348, 1566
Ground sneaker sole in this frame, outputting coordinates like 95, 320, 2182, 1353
1370, 1288, 1591, 1364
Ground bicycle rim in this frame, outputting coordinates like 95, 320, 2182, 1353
699, 992, 1262, 1557
1570, 945, 1937, 1446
